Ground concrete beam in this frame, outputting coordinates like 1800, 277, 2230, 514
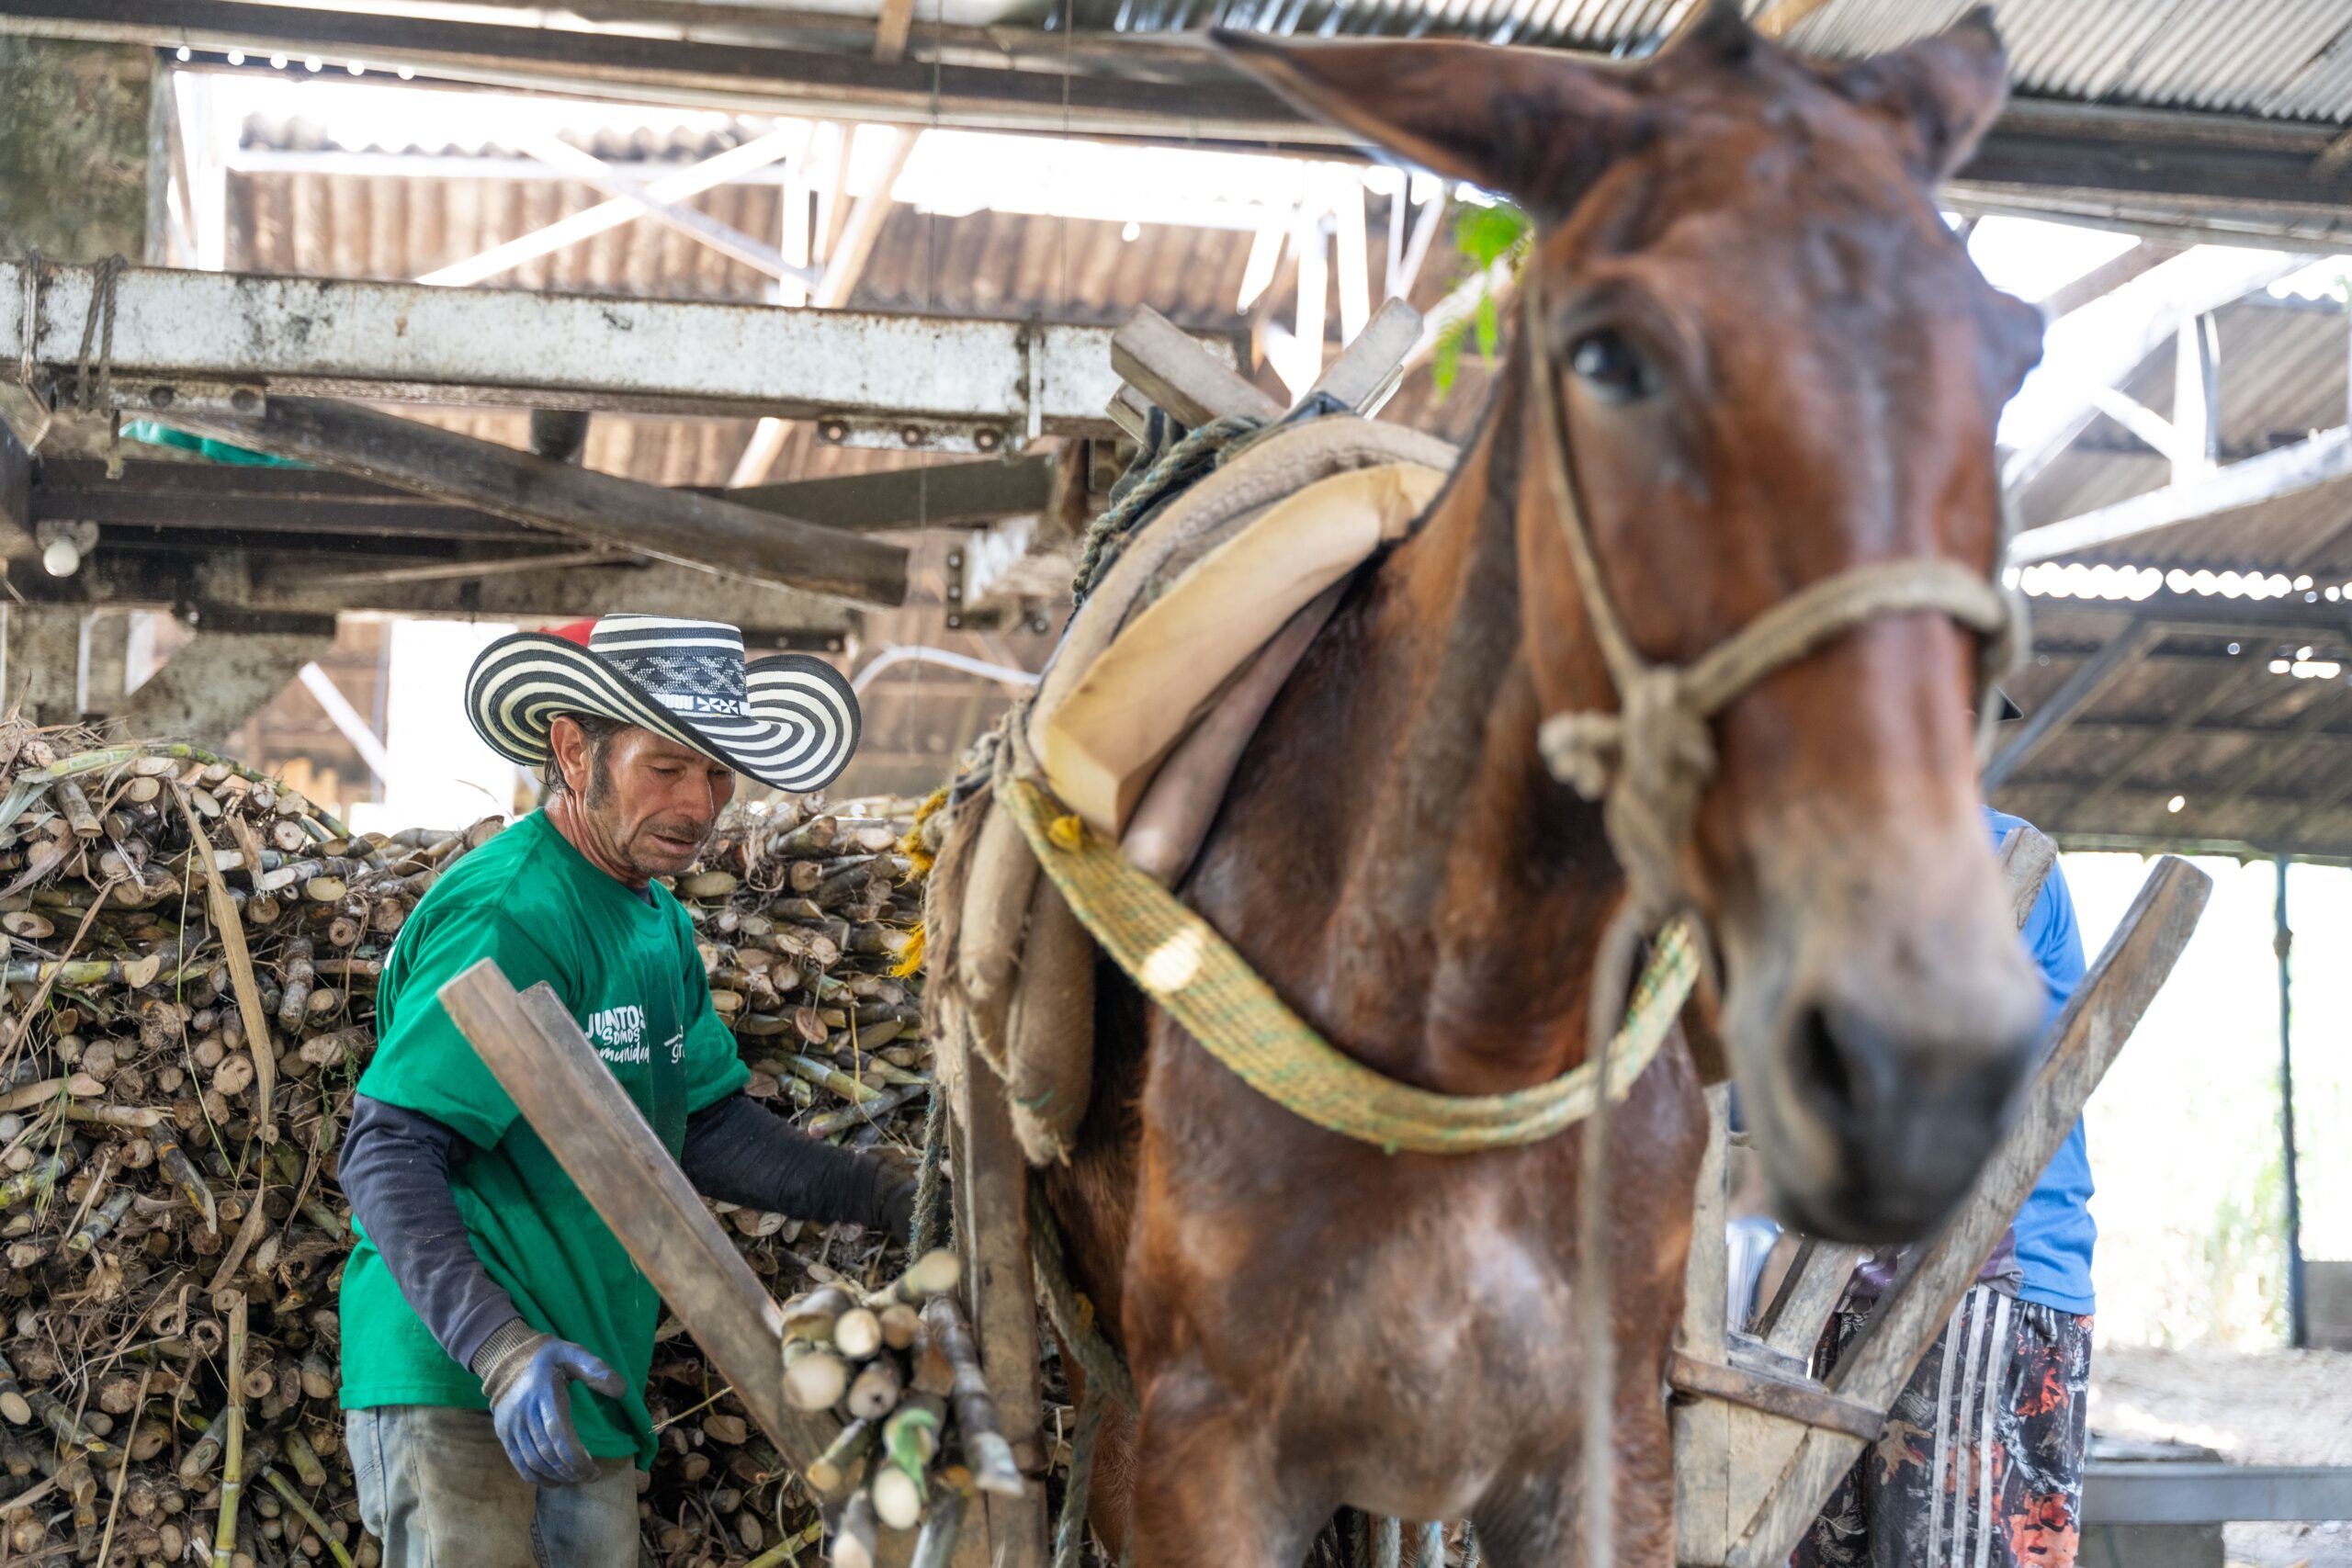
1, 603, 83, 725
0, 262, 1229, 444
0, 36, 149, 262
112, 618, 334, 747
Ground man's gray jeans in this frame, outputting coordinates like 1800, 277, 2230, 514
347, 1405, 639, 1568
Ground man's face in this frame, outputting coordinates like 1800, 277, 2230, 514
556, 721, 735, 882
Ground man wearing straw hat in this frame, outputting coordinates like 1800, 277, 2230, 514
336, 615, 911, 1566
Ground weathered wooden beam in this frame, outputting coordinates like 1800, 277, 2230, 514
729, 455, 1057, 532
1983, 620, 2162, 789
1665, 1352, 1882, 1443
1725, 857, 2211, 1568
2010, 427, 2352, 564
158, 396, 909, 605
30, 548, 856, 645
871, 0, 913, 61
1306, 297, 1421, 418
1672, 1085, 1735, 1566
437, 966, 841, 1481
38, 452, 1058, 539
2029, 242, 2183, 321
1112, 305, 1281, 429
111, 618, 332, 747
1995, 824, 2059, 930
950, 1064, 1048, 1568
1748, 1237, 1866, 1365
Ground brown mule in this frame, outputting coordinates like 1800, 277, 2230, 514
1038, 9, 2051, 1565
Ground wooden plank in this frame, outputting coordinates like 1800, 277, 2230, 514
951, 1065, 1048, 1568
40, 454, 1057, 539
1725, 856, 2212, 1568
1673, 1085, 1734, 1565
872, 0, 913, 61
1105, 386, 1153, 445
1112, 306, 1282, 430
1752, 1238, 1866, 1364
1666, 1353, 1882, 1442
1995, 826, 2059, 931
1306, 298, 1421, 418
728, 456, 1058, 532
160, 396, 908, 605
2030, 243, 2182, 321
435, 964, 842, 1481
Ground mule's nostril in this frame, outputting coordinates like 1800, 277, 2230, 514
1796, 1006, 1857, 1118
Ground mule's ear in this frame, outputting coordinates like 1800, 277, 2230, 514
1211, 33, 1638, 218
1830, 6, 2010, 182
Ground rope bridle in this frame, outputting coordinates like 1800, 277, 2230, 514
1520, 274, 2025, 1568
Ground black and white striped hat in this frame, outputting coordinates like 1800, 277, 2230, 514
465, 614, 861, 794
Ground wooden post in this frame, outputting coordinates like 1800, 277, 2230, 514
950, 1061, 1049, 1568
435, 963, 842, 1480
1672, 1085, 1736, 1564
1721, 857, 2211, 1568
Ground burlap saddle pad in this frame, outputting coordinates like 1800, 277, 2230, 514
922, 414, 1454, 1163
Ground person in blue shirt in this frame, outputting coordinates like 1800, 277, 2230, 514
1793, 806, 2096, 1568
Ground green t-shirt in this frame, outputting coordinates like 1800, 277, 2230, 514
337, 809, 750, 1465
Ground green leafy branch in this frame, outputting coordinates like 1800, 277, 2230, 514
1430, 199, 1533, 397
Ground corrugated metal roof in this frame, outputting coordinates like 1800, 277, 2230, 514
226, 128, 1278, 485
1059, 0, 2352, 123
2012, 298, 2352, 576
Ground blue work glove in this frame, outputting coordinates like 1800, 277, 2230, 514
470, 1320, 626, 1488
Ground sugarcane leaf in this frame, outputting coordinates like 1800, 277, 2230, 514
173, 784, 277, 1148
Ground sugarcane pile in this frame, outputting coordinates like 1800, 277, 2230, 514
0, 728, 957, 1568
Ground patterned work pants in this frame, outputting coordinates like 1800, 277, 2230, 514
1793, 1286, 2093, 1568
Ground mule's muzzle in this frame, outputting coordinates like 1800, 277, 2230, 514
1778, 998, 2039, 1243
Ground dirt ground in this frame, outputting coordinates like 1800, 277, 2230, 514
2090, 1345, 2352, 1568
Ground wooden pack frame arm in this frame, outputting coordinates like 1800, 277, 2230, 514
1105, 299, 1423, 434
1672, 852, 2211, 1568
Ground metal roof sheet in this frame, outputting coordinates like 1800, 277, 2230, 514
1062, 0, 2352, 124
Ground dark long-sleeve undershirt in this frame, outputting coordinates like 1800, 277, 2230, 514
341, 1090, 908, 1371
340, 1094, 519, 1370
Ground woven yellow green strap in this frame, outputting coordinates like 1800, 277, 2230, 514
998, 774, 1700, 1155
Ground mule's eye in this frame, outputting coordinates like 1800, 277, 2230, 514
1568, 330, 1657, 403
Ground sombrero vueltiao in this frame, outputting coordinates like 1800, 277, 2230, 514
466, 614, 861, 793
